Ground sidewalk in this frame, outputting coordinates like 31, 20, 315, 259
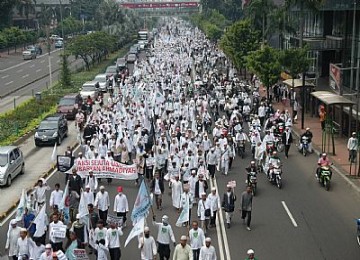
259, 87, 360, 189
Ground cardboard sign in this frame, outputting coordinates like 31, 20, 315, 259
73, 249, 89, 260
57, 155, 74, 172
51, 224, 67, 238
227, 180, 236, 189
107, 214, 124, 226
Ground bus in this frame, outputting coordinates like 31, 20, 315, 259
138, 30, 149, 49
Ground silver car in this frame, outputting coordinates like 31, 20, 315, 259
94, 74, 109, 92
0, 146, 25, 187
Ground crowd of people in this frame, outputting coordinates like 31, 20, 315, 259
3, 17, 327, 260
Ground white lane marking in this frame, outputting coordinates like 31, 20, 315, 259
1, 75, 9, 79
36, 69, 42, 73
281, 201, 298, 227
214, 182, 225, 260
40, 60, 45, 63
5, 81, 13, 86
30, 64, 35, 68
213, 177, 231, 260
16, 69, 23, 73
0, 49, 61, 73
22, 74, 29, 78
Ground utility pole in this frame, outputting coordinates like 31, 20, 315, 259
349, 0, 357, 96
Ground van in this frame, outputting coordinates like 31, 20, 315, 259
0, 146, 25, 187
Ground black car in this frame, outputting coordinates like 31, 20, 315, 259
35, 114, 68, 146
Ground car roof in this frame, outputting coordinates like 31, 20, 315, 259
0, 146, 18, 154
44, 114, 64, 120
95, 74, 107, 78
83, 81, 98, 85
106, 65, 117, 70
62, 94, 78, 98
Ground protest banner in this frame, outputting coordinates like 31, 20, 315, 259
50, 224, 67, 238
107, 214, 124, 226
73, 249, 89, 260
72, 159, 138, 180
227, 180, 237, 189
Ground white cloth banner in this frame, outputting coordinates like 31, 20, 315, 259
124, 217, 145, 247
74, 159, 138, 180
33, 204, 47, 237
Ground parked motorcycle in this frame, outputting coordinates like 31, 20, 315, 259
317, 166, 332, 191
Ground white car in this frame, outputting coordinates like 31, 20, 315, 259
50, 34, 60, 40
79, 81, 99, 99
94, 74, 109, 92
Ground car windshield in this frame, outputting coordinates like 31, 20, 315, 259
59, 98, 75, 106
0, 154, 8, 167
82, 86, 95, 91
95, 76, 106, 82
38, 121, 58, 130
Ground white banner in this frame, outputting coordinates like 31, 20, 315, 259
50, 224, 67, 238
74, 249, 89, 260
74, 159, 138, 180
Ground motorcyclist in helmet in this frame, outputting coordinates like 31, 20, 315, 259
317, 153, 332, 179
300, 127, 313, 152
267, 151, 282, 180
245, 161, 258, 184
245, 249, 258, 260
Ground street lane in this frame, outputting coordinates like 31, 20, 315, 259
216, 145, 360, 259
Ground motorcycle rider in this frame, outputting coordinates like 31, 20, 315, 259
300, 127, 313, 153
262, 130, 275, 154
245, 161, 258, 184
317, 153, 332, 179
267, 151, 282, 181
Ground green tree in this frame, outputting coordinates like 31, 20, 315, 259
17, 0, 36, 28
220, 19, 261, 77
0, 0, 19, 29
2, 27, 25, 53
247, 45, 282, 99
60, 53, 72, 87
0, 33, 8, 49
280, 47, 311, 87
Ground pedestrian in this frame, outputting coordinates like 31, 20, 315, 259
195, 174, 208, 204
17, 228, 32, 259
206, 147, 217, 179
5, 219, 21, 260
106, 222, 123, 260
180, 185, 194, 227
138, 227, 157, 260
282, 127, 293, 158
153, 215, 176, 260
207, 187, 219, 228
241, 186, 253, 231
221, 184, 236, 229
49, 214, 64, 252
197, 193, 211, 235
199, 237, 217, 260
49, 183, 63, 209
94, 239, 109, 260
65, 231, 79, 260
85, 170, 98, 198
70, 214, 87, 247
293, 99, 298, 123
347, 132, 358, 163
188, 221, 205, 260
113, 186, 129, 227
150, 172, 165, 210
319, 105, 326, 130
245, 249, 258, 260
68, 168, 83, 195
173, 235, 193, 260
95, 186, 110, 226
39, 243, 53, 260
33, 178, 50, 211
172, 175, 183, 211
83, 185, 95, 206
23, 207, 36, 237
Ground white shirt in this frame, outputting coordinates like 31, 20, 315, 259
189, 228, 205, 249
113, 193, 129, 213
153, 222, 175, 244
95, 191, 110, 211
94, 227, 108, 242
34, 185, 50, 204
49, 189, 63, 208
17, 237, 31, 259
105, 227, 123, 248
138, 235, 157, 260
199, 245, 217, 260
207, 193, 219, 211
83, 191, 94, 206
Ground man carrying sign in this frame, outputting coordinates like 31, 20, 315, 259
49, 214, 65, 251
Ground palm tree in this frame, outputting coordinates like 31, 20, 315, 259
17, 0, 36, 28
245, 0, 276, 43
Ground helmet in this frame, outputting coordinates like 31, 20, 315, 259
306, 127, 310, 131
247, 249, 255, 255
322, 153, 327, 157
250, 161, 255, 165
272, 151, 277, 156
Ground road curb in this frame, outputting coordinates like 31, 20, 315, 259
0, 141, 79, 223
291, 128, 360, 194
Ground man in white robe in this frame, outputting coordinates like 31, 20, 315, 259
171, 176, 183, 211
6, 219, 21, 260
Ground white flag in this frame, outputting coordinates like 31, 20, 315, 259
51, 143, 57, 162
58, 181, 69, 211
15, 189, 27, 221
125, 217, 145, 247
33, 204, 47, 237
176, 194, 189, 227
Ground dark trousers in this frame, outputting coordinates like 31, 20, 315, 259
157, 242, 171, 260
99, 209, 108, 225
285, 144, 291, 157
109, 247, 121, 260
321, 121, 325, 130
51, 242, 63, 252
210, 210, 217, 225
241, 210, 252, 227
259, 116, 265, 126
116, 212, 127, 224
193, 248, 201, 260
349, 150, 357, 163
208, 164, 216, 178
12, 256, 18, 260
